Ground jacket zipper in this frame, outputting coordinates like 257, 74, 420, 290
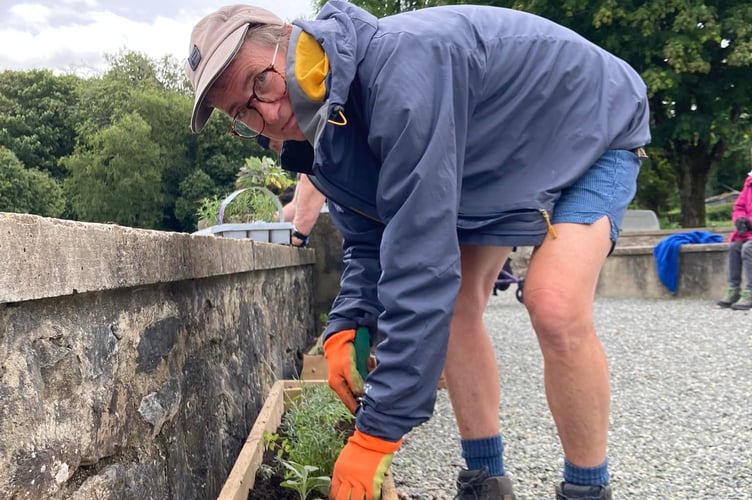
539, 208, 557, 239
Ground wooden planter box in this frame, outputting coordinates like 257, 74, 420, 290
218, 380, 398, 500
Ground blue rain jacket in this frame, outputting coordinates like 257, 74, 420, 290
286, 1, 651, 441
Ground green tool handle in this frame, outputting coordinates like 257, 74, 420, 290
354, 326, 371, 379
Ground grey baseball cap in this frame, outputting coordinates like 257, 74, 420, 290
185, 4, 284, 133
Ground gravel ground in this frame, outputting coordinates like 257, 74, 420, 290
390, 292, 752, 499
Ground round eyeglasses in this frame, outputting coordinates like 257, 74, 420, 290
231, 42, 288, 139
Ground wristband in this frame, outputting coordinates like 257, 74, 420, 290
292, 229, 310, 247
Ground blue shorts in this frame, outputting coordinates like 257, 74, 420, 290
551, 149, 642, 242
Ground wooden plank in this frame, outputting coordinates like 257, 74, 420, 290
217, 380, 286, 500
218, 379, 398, 500
301, 354, 328, 381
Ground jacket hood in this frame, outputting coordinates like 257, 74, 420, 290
286, 1, 377, 145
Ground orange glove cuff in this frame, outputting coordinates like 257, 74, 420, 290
323, 329, 357, 353
350, 429, 402, 454
330, 429, 402, 499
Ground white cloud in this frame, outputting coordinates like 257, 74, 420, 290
7, 3, 52, 31
60, 0, 98, 6
0, 0, 314, 73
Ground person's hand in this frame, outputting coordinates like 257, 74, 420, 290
291, 228, 310, 247
736, 217, 750, 234
323, 329, 363, 413
330, 429, 401, 500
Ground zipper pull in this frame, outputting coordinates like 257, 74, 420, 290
327, 104, 348, 126
540, 209, 558, 239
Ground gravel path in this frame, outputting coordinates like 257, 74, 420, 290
390, 292, 752, 499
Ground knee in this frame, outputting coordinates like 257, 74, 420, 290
452, 287, 487, 326
742, 242, 752, 260
525, 287, 593, 356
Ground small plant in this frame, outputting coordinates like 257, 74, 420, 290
236, 156, 295, 194
195, 155, 296, 227
262, 383, 353, 499
256, 463, 275, 481
195, 188, 280, 224
281, 384, 354, 474
196, 195, 221, 228
278, 459, 331, 500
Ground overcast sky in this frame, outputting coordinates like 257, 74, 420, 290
0, 0, 315, 74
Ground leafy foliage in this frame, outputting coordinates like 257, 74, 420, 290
60, 50, 262, 231
315, 0, 455, 17
0, 147, 65, 217
175, 169, 217, 229
196, 155, 294, 226
196, 188, 280, 225
632, 149, 678, 216
278, 460, 331, 500
705, 201, 733, 223
236, 156, 294, 194
506, 0, 752, 226
62, 113, 166, 228
0, 70, 79, 178
264, 383, 353, 481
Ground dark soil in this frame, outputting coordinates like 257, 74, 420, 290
249, 420, 355, 499
249, 445, 299, 499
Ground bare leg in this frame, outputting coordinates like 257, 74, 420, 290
445, 245, 512, 438
524, 217, 612, 466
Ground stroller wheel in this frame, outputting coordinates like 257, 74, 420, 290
515, 280, 524, 304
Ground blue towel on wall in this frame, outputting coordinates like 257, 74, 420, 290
653, 230, 724, 293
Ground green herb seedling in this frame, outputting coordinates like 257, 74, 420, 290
278, 459, 331, 500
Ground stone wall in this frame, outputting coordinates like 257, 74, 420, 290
506, 231, 730, 300
308, 211, 345, 334
615, 226, 732, 248
0, 213, 317, 499
597, 243, 728, 299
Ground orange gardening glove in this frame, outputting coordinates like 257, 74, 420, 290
330, 429, 402, 500
323, 329, 363, 414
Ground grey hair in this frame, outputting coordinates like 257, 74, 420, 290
244, 23, 289, 51
207, 23, 289, 104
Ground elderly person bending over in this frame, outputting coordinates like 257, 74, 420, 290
185, 2, 650, 499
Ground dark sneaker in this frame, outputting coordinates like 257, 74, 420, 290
731, 290, 752, 310
555, 482, 612, 500
455, 468, 515, 500
717, 287, 741, 307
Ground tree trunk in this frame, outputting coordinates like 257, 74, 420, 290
676, 147, 711, 228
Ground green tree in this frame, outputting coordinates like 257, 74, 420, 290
506, 0, 752, 227
0, 147, 65, 217
174, 169, 217, 230
316, 0, 454, 17
632, 150, 678, 217
72, 50, 262, 232
0, 70, 79, 179
62, 113, 166, 228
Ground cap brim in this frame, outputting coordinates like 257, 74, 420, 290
190, 24, 248, 133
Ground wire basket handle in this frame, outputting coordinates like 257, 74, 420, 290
217, 186, 285, 225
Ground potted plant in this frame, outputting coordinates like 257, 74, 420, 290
217, 380, 398, 500
194, 156, 296, 244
